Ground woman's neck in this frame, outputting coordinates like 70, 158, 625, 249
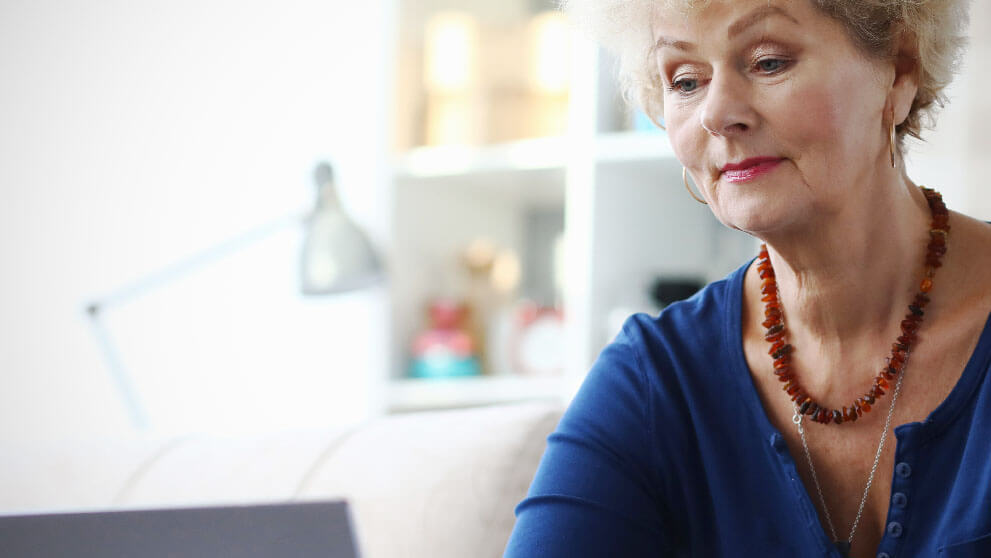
753, 177, 934, 393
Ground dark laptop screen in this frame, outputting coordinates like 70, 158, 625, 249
0, 500, 359, 558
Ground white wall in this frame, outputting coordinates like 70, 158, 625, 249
0, 0, 393, 440
906, 0, 991, 219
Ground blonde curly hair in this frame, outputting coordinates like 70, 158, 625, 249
562, 0, 970, 145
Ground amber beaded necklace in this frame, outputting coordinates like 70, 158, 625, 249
758, 186, 949, 425
758, 186, 949, 557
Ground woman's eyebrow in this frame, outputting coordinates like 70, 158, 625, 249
654, 5, 798, 53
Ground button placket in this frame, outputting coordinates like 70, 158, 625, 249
877, 435, 915, 557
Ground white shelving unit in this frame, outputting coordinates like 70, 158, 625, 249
382, 7, 756, 414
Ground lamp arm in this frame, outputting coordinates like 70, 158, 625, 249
87, 211, 308, 313
83, 210, 308, 431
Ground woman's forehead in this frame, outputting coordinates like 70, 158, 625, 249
650, 0, 816, 41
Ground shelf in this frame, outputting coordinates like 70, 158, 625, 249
593, 131, 676, 163
394, 131, 678, 178
386, 374, 565, 413
395, 136, 571, 178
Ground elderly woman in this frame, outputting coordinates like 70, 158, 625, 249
505, 1, 991, 556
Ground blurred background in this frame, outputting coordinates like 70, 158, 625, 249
1, 0, 989, 442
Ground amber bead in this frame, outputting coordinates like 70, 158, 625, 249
761, 294, 778, 303
833, 410, 843, 424
765, 331, 785, 343
908, 305, 924, 317
842, 407, 852, 421
865, 393, 876, 404
874, 384, 886, 396
762, 317, 781, 329
921, 278, 933, 292
877, 377, 889, 389
901, 319, 919, 334
806, 403, 819, 416
799, 400, 812, 414
761, 283, 777, 295
772, 344, 793, 359
768, 340, 785, 355
849, 408, 858, 422
773, 357, 791, 370
765, 307, 782, 319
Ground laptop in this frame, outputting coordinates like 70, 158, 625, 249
0, 499, 360, 557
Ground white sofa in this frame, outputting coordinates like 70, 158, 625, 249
0, 402, 563, 558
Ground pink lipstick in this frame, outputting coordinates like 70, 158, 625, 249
721, 157, 783, 183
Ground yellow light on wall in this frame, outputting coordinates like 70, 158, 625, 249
528, 11, 571, 95
424, 12, 479, 94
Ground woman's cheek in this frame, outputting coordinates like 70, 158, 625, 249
667, 114, 707, 170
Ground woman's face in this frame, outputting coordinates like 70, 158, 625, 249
655, 0, 896, 235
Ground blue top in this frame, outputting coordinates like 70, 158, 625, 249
505, 259, 991, 557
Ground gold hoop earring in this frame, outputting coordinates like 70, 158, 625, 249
683, 167, 707, 205
889, 120, 897, 169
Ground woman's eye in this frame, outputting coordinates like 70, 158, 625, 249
672, 78, 699, 93
756, 58, 786, 73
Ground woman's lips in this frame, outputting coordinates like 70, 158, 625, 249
721, 157, 784, 183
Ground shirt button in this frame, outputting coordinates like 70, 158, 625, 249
877, 553, 891, 558
895, 462, 912, 478
892, 492, 908, 508
887, 521, 903, 538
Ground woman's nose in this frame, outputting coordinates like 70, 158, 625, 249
699, 72, 756, 136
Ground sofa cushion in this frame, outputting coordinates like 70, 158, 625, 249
0, 402, 562, 558
295, 402, 562, 558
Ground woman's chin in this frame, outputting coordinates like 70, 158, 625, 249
713, 194, 810, 238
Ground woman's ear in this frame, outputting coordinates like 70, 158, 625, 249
889, 30, 921, 126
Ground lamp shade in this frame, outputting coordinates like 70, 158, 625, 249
300, 162, 384, 295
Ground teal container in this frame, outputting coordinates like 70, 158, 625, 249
409, 355, 481, 379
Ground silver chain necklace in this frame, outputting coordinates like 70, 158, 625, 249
791, 367, 906, 558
